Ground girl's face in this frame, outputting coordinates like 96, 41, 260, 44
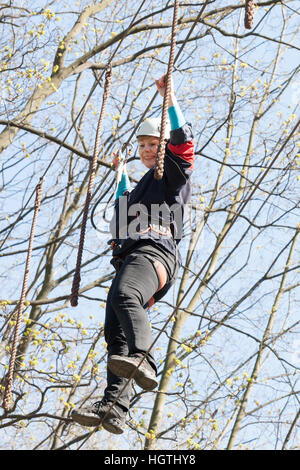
138, 135, 160, 169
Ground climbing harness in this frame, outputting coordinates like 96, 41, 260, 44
70, 66, 112, 307
2, 179, 43, 412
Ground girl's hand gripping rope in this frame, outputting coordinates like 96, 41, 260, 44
113, 149, 126, 185
113, 148, 131, 200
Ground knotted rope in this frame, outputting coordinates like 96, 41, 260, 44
154, 0, 179, 180
244, 0, 255, 29
70, 66, 112, 307
2, 180, 43, 412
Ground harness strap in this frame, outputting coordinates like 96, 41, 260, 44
138, 224, 172, 237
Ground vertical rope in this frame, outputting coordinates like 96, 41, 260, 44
244, 0, 255, 29
2, 180, 43, 412
154, 0, 180, 181
70, 66, 112, 307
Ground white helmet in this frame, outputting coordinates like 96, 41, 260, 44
136, 117, 170, 140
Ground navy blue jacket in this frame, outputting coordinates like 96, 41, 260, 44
109, 123, 194, 260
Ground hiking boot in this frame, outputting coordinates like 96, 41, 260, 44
71, 399, 126, 434
108, 353, 158, 391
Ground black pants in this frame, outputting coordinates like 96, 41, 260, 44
103, 242, 177, 410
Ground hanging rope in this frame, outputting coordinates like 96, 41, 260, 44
70, 66, 112, 307
2, 179, 43, 412
154, 0, 179, 180
244, 0, 255, 29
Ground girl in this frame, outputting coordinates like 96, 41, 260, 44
72, 74, 194, 434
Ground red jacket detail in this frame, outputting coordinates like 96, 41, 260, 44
168, 141, 194, 170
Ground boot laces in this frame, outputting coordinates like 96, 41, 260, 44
93, 398, 109, 413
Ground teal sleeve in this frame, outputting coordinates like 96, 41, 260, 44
116, 171, 131, 200
168, 102, 186, 130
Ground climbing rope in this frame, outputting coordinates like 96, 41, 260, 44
154, 0, 180, 180
70, 0, 153, 307
70, 66, 112, 307
244, 0, 255, 29
2, 179, 43, 412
